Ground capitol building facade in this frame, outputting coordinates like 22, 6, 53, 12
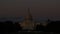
19, 8, 48, 31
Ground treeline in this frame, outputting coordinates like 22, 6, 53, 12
0, 20, 60, 33
0, 21, 22, 33
36, 21, 60, 33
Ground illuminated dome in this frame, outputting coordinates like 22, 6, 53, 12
20, 8, 34, 30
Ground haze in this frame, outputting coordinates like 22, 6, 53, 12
0, 0, 60, 21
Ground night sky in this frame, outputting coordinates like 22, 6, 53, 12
0, 0, 60, 21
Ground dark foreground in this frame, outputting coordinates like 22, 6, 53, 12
0, 20, 60, 34
2, 31, 60, 34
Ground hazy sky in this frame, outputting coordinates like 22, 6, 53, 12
0, 0, 60, 21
